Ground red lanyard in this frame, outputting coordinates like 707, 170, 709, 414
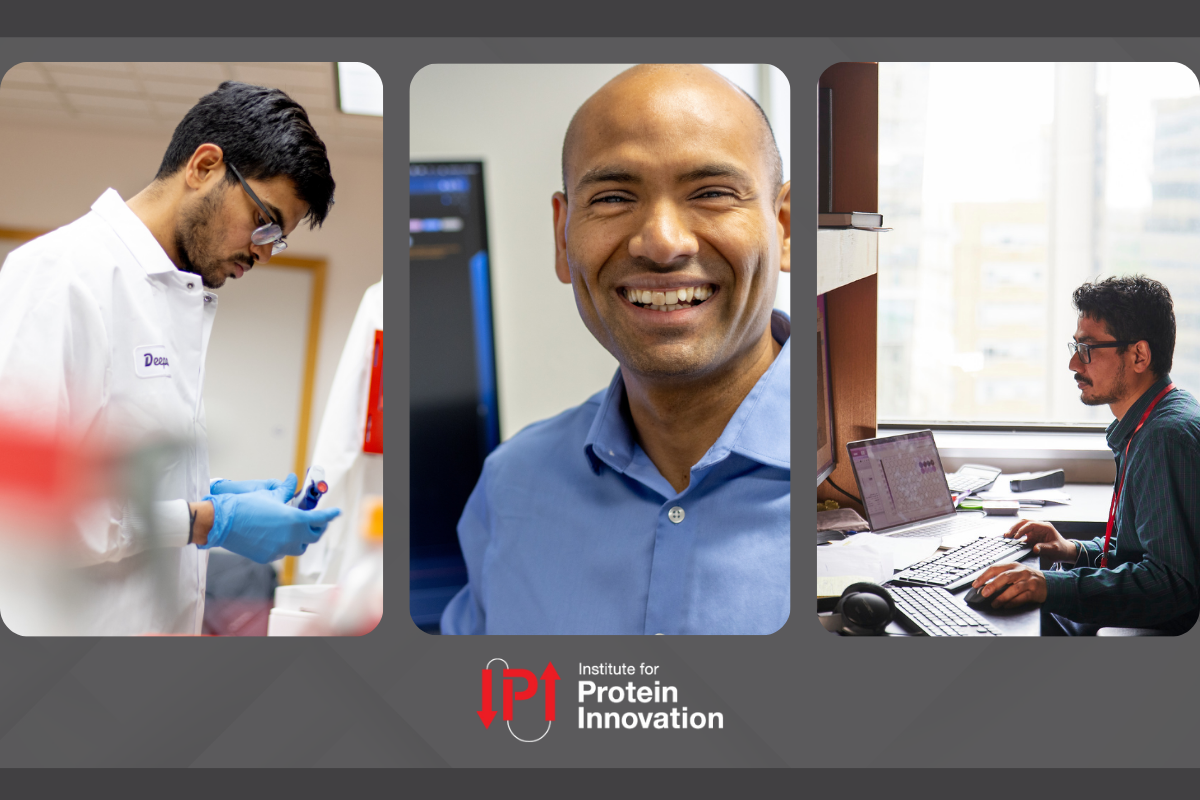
1102, 383, 1175, 568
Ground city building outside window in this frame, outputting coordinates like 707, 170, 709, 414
878, 62, 1200, 425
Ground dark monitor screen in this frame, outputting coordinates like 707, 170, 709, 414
817, 294, 835, 486
409, 161, 500, 632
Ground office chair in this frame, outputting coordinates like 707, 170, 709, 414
1096, 627, 1169, 636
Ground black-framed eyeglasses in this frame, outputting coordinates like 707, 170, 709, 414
226, 162, 288, 255
1068, 340, 1136, 364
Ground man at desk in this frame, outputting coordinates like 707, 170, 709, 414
973, 276, 1200, 635
440, 64, 791, 635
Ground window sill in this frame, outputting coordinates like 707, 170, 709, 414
879, 424, 1116, 484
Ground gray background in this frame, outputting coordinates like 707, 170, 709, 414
0, 37, 1197, 768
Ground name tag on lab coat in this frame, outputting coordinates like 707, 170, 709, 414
134, 345, 171, 378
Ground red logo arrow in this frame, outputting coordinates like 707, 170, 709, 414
541, 662, 560, 721
478, 668, 497, 728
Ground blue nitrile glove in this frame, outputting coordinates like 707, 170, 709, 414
200, 474, 341, 564
210, 476, 291, 495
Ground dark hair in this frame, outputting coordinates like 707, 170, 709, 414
1072, 275, 1176, 377
155, 81, 335, 228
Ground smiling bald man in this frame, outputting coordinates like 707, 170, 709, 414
440, 65, 791, 636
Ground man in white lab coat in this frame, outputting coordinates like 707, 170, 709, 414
0, 81, 340, 635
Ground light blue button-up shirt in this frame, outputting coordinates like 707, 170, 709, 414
440, 311, 791, 635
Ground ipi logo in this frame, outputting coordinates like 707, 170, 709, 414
477, 658, 560, 742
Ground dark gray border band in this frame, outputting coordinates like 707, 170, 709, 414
0, 38, 1196, 770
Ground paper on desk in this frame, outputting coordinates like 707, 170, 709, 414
973, 476, 1072, 504
816, 546, 892, 594
977, 488, 1071, 504
817, 575, 878, 599
840, 532, 941, 571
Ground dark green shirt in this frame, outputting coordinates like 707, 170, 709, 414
1043, 374, 1200, 634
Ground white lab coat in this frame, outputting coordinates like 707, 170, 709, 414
297, 280, 383, 584
0, 189, 214, 635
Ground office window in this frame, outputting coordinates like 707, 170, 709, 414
878, 62, 1200, 424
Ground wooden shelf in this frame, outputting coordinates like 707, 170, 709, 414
817, 228, 878, 295
816, 61, 879, 514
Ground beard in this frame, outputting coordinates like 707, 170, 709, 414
1077, 362, 1128, 406
174, 184, 247, 290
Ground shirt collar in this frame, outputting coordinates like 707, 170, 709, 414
89, 188, 179, 276
1105, 373, 1173, 453
585, 309, 792, 474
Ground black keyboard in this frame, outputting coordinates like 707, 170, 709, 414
888, 586, 1003, 637
888, 536, 1033, 591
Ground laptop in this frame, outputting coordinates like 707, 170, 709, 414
846, 430, 1012, 540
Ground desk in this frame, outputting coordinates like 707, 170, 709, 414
820, 481, 1115, 637
882, 549, 1043, 637
1016, 482, 1112, 537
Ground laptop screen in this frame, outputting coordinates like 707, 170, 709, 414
847, 430, 954, 531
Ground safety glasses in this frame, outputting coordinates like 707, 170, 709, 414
226, 162, 288, 256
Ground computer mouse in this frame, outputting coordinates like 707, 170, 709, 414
964, 586, 996, 607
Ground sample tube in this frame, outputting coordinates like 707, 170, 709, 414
289, 466, 328, 510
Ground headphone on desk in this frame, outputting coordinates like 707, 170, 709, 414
832, 582, 897, 636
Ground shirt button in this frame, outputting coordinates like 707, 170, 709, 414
187, 282, 194, 289
668, 506, 685, 524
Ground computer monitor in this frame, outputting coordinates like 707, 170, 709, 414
817, 294, 836, 486
409, 161, 501, 632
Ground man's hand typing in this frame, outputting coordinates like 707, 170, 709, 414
1005, 519, 1079, 563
